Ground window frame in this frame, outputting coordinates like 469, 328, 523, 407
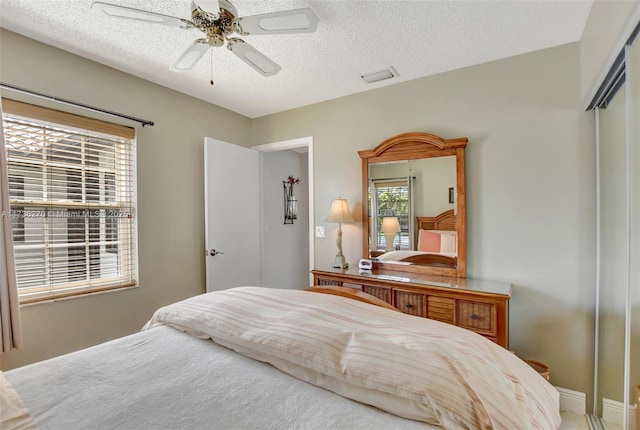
2, 98, 137, 303
369, 177, 413, 251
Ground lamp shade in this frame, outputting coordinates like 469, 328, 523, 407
325, 198, 354, 223
380, 217, 401, 233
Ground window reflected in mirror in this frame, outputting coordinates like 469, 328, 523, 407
369, 156, 456, 255
369, 177, 412, 252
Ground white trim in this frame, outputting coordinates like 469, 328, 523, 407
253, 137, 311, 152
623, 42, 633, 430
253, 137, 315, 285
602, 397, 637, 430
593, 107, 601, 416
583, 1, 640, 110
557, 387, 587, 415
586, 414, 604, 430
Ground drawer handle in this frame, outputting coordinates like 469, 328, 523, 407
406, 303, 414, 308
470, 313, 478, 320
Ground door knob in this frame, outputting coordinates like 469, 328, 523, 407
208, 249, 225, 257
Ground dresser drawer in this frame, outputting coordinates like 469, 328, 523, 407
394, 290, 427, 317
457, 300, 495, 334
362, 285, 392, 304
427, 296, 455, 324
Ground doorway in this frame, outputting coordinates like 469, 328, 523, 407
254, 137, 314, 287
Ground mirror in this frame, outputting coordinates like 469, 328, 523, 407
359, 132, 467, 278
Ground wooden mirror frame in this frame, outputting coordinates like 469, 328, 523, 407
359, 132, 468, 278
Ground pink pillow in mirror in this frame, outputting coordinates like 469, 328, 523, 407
418, 230, 441, 252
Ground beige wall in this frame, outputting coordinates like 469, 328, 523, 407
252, 43, 596, 396
0, 29, 251, 370
580, 0, 640, 105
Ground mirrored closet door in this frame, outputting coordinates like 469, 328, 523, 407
593, 25, 639, 430
630, 34, 640, 430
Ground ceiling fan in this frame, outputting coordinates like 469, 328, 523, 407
91, 0, 319, 77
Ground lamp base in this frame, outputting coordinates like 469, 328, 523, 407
384, 232, 397, 252
333, 254, 348, 269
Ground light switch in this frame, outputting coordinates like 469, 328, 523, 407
315, 225, 325, 238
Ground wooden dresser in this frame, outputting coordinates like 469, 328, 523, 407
312, 267, 512, 348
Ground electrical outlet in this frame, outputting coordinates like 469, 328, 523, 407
315, 225, 325, 238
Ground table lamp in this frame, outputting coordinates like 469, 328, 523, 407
325, 197, 354, 269
380, 216, 400, 251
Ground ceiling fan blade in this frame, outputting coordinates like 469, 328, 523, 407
235, 8, 318, 35
193, 0, 220, 19
91, 2, 193, 29
170, 40, 210, 72
227, 38, 281, 77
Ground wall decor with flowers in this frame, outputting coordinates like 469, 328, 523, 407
283, 175, 300, 224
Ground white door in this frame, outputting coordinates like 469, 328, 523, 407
204, 137, 260, 292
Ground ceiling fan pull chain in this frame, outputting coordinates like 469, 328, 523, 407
210, 49, 215, 86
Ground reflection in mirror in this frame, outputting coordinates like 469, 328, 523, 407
369, 157, 456, 256
359, 132, 467, 278
369, 174, 412, 252
631, 34, 640, 430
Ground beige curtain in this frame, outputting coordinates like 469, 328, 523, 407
0, 97, 22, 353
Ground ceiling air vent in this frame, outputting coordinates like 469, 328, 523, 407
361, 67, 398, 84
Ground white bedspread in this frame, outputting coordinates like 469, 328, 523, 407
0, 371, 34, 430
145, 287, 561, 430
5, 325, 430, 430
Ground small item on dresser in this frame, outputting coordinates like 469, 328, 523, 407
359, 259, 373, 270
359, 269, 372, 276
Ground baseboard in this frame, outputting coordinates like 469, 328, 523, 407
557, 386, 587, 415
506, 386, 637, 427
602, 397, 637, 430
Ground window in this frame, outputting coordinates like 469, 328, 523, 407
2, 99, 137, 302
8, 176, 25, 243
369, 178, 412, 250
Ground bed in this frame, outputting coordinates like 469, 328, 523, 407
1, 286, 561, 430
377, 210, 458, 268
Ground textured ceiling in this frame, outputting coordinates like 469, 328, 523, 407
0, 0, 593, 118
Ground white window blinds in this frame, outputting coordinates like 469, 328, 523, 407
370, 177, 413, 250
2, 99, 137, 302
